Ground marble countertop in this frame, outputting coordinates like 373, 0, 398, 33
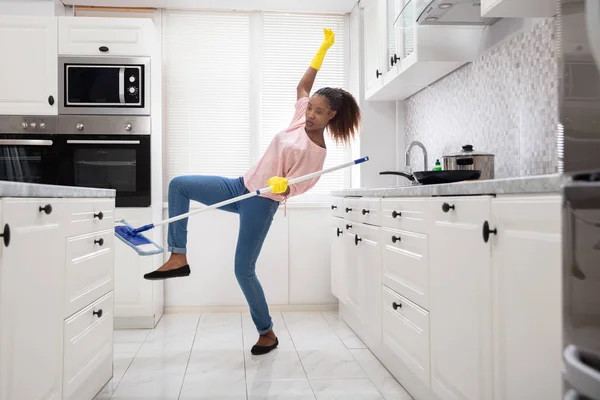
0, 181, 116, 198
331, 174, 564, 197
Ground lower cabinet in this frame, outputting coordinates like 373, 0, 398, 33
330, 193, 562, 400
0, 196, 115, 400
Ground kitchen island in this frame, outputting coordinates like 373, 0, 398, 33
0, 182, 116, 400
329, 174, 563, 400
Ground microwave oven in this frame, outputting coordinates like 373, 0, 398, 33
58, 56, 150, 115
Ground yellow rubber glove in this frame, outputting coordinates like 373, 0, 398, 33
267, 176, 288, 194
310, 28, 335, 71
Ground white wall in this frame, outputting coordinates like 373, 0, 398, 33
0, 0, 56, 15
162, 205, 336, 308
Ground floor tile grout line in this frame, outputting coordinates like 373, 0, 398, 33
240, 313, 249, 400
281, 311, 317, 400
107, 328, 153, 399
175, 314, 202, 400
322, 311, 389, 400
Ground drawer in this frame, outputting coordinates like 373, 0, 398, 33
344, 220, 381, 244
58, 17, 153, 56
382, 286, 430, 387
64, 199, 115, 237
63, 292, 113, 400
381, 197, 430, 233
1, 198, 67, 229
382, 227, 429, 309
65, 229, 114, 318
430, 196, 492, 225
330, 197, 345, 218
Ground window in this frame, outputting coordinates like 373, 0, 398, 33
261, 13, 349, 200
162, 10, 252, 193
163, 10, 350, 201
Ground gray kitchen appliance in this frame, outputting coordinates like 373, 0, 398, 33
560, 0, 600, 398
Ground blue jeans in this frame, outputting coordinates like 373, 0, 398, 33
167, 175, 279, 335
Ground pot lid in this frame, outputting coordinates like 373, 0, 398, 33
443, 144, 495, 157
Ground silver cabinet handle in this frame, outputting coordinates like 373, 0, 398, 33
0, 140, 53, 146
67, 140, 141, 145
564, 345, 600, 400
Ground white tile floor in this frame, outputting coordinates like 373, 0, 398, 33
95, 311, 413, 400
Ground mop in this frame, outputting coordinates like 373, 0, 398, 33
115, 156, 370, 256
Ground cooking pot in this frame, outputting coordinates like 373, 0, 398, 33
442, 145, 495, 180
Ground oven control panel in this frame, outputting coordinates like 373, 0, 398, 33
0, 116, 57, 134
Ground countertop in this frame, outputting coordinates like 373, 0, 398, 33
0, 181, 116, 198
331, 174, 564, 197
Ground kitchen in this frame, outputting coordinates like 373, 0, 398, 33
0, 0, 598, 400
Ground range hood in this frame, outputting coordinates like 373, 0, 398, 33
416, 0, 500, 26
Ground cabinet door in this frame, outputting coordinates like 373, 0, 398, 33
363, 0, 386, 94
356, 223, 382, 347
491, 196, 562, 400
343, 229, 363, 317
330, 217, 347, 302
58, 17, 154, 56
0, 17, 57, 115
429, 197, 493, 400
0, 199, 65, 400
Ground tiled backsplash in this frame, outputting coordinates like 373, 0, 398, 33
405, 18, 558, 178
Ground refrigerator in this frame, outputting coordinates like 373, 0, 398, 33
561, 0, 600, 399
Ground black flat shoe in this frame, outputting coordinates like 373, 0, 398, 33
143, 265, 191, 280
251, 337, 279, 355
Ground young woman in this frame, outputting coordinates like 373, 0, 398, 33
144, 28, 361, 355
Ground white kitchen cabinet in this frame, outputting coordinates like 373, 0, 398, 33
429, 197, 493, 400
481, 0, 556, 18
362, 0, 387, 97
343, 227, 363, 318
0, 16, 57, 115
0, 199, 65, 400
330, 216, 347, 302
0, 193, 115, 400
58, 16, 154, 56
490, 195, 562, 400
365, 0, 485, 101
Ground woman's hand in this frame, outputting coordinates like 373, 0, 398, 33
267, 176, 289, 195
310, 28, 335, 71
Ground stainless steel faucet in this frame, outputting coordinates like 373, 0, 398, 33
405, 141, 428, 173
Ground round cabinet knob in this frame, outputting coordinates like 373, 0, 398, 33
354, 235, 362, 246
391, 235, 401, 243
94, 238, 105, 246
0, 224, 10, 247
442, 202, 455, 213
346, 224, 353, 230
392, 302, 402, 310
76, 123, 84, 131
94, 212, 104, 220
125, 123, 132, 131
93, 309, 103, 318
331, 205, 338, 210
336, 228, 343, 237
362, 209, 370, 215
21, 122, 28, 129
39, 204, 52, 215
392, 210, 401, 219
345, 207, 352, 213
482, 221, 498, 243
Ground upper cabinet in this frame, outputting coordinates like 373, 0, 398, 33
0, 17, 58, 115
481, 0, 557, 18
58, 17, 155, 57
363, 0, 486, 101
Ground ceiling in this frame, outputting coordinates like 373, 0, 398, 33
60, 0, 359, 13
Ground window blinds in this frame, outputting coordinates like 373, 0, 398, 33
260, 13, 349, 198
162, 10, 252, 195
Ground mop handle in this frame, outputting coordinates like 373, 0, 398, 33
135, 156, 369, 233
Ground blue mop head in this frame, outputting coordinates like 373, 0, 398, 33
115, 220, 164, 256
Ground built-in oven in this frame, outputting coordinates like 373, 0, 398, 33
56, 115, 151, 207
0, 116, 59, 184
58, 56, 150, 115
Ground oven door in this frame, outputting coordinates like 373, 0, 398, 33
57, 135, 151, 207
0, 135, 59, 184
58, 56, 150, 115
